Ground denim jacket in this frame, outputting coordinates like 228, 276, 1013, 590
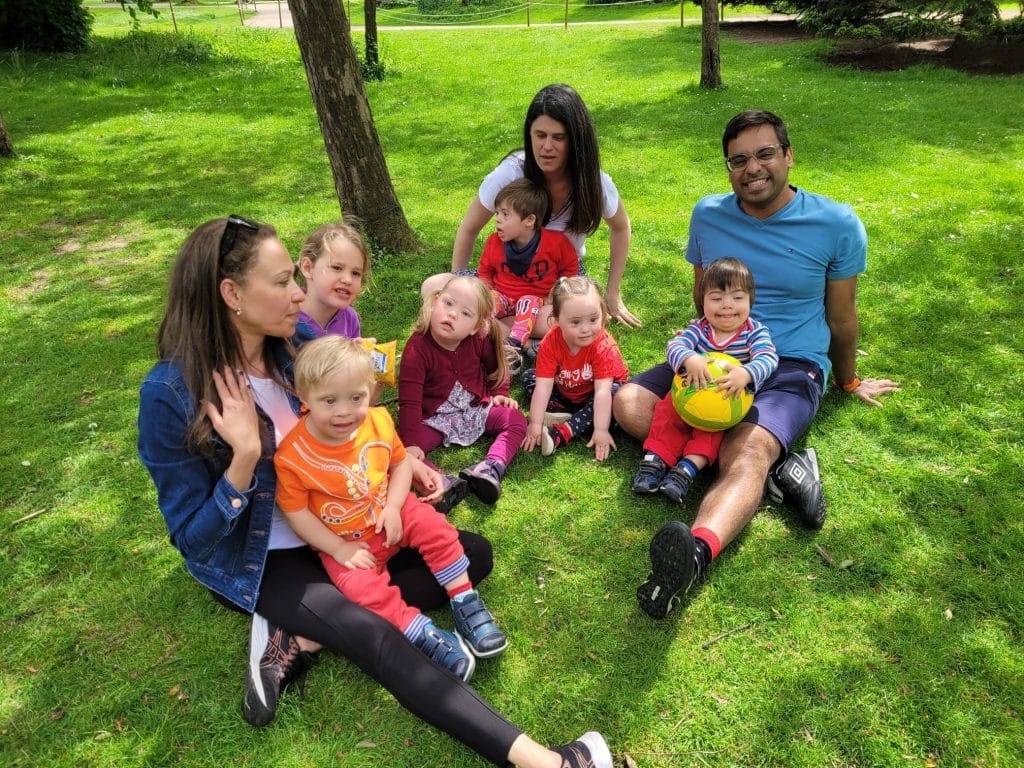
137, 341, 300, 613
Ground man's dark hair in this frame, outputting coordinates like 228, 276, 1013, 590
722, 110, 790, 156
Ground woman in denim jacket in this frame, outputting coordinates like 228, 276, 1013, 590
137, 216, 612, 768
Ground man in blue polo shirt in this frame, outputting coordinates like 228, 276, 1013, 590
614, 109, 900, 619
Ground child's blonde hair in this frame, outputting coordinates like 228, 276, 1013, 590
294, 336, 375, 400
550, 276, 609, 327
413, 275, 510, 386
297, 220, 372, 288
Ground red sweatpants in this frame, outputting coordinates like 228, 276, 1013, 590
319, 492, 466, 634
643, 393, 724, 465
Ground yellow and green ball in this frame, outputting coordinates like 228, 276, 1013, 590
670, 351, 753, 432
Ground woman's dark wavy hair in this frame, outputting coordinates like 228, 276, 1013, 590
522, 84, 603, 237
156, 216, 286, 453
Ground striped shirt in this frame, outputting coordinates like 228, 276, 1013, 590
666, 317, 779, 392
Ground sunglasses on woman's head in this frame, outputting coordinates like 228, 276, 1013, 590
219, 214, 260, 262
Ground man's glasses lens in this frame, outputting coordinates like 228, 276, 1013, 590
726, 144, 785, 172
219, 215, 260, 262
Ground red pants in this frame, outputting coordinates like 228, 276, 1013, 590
319, 492, 467, 634
643, 393, 724, 465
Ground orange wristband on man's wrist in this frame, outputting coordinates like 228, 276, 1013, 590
837, 376, 861, 393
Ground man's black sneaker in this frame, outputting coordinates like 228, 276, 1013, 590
658, 463, 693, 503
551, 731, 613, 768
631, 454, 668, 494
242, 613, 315, 727
767, 447, 827, 530
636, 521, 696, 619
432, 474, 469, 515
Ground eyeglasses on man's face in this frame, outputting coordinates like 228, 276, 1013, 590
725, 144, 788, 172
219, 214, 260, 262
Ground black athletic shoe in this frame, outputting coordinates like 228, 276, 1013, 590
658, 463, 694, 503
242, 613, 314, 727
551, 731, 614, 768
767, 447, 827, 530
636, 521, 696, 619
631, 454, 668, 494
432, 474, 469, 514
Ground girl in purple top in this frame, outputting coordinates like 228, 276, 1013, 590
295, 222, 367, 341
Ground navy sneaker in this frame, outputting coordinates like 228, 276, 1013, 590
242, 613, 315, 727
452, 589, 508, 658
658, 463, 694, 504
767, 448, 827, 529
432, 474, 469, 515
636, 521, 697, 619
551, 731, 614, 768
459, 460, 503, 504
414, 623, 475, 682
631, 454, 668, 494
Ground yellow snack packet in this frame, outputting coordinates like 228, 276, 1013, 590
360, 339, 397, 387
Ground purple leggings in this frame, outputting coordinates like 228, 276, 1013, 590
419, 405, 527, 468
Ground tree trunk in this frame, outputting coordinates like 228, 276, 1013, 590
287, 0, 418, 252
700, 0, 722, 89
0, 113, 15, 158
364, 0, 380, 78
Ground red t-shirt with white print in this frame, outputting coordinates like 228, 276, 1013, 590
534, 326, 629, 404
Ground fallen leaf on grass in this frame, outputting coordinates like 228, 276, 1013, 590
707, 691, 729, 705
50, 709, 65, 721
624, 755, 639, 768
943, 608, 953, 620
838, 559, 854, 570
355, 740, 377, 749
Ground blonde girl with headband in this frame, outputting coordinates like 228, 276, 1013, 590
522, 277, 629, 461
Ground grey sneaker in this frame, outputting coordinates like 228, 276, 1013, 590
636, 521, 696, 619
767, 448, 826, 529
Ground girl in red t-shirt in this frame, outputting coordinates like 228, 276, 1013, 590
521, 277, 629, 461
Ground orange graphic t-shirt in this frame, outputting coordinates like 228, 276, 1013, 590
274, 407, 407, 540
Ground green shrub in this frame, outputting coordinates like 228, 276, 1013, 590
0, 0, 93, 52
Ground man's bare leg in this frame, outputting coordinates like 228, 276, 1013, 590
636, 423, 781, 619
693, 422, 781, 547
612, 381, 660, 441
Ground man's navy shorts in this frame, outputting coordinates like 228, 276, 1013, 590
627, 358, 824, 453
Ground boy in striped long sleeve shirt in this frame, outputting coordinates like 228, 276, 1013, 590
632, 258, 778, 503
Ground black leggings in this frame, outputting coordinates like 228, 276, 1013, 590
214, 532, 522, 766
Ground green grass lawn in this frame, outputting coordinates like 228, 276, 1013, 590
2, 17, 1023, 768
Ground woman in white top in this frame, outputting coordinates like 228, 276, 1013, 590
423, 84, 641, 332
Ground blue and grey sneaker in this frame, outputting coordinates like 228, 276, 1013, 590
767, 447, 827, 530
414, 623, 476, 682
658, 462, 694, 503
452, 589, 508, 658
551, 731, 614, 768
631, 453, 668, 495
636, 521, 697, 619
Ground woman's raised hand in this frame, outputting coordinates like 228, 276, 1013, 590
205, 368, 261, 459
